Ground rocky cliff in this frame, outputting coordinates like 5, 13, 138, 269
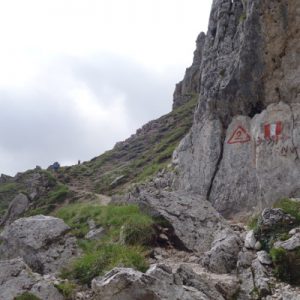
0, 1, 300, 299
175, 0, 300, 218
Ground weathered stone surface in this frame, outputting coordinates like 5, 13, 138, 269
85, 227, 105, 240
251, 258, 271, 297
0, 258, 63, 300
0, 215, 78, 274
174, 0, 300, 218
244, 230, 257, 250
259, 208, 296, 232
0, 193, 29, 226
120, 188, 229, 253
92, 264, 228, 300
173, 32, 205, 109
210, 103, 300, 217
202, 228, 242, 274
257, 251, 272, 265
274, 233, 300, 251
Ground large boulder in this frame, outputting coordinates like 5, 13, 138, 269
0, 258, 63, 300
121, 188, 229, 253
0, 193, 29, 226
91, 264, 230, 300
202, 228, 242, 274
174, 0, 300, 218
0, 215, 78, 274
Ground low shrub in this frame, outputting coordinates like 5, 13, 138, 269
274, 198, 300, 224
55, 281, 76, 299
63, 243, 148, 285
14, 292, 41, 300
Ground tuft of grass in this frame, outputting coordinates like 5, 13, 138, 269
56, 203, 157, 285
270, 247, 291, 282
55, 282, 76, 300
0, 182, 18, 193
274, 198, 300, 224
247, 214, 259, 231
62, 243, 148, 285
14, 292, 41, 300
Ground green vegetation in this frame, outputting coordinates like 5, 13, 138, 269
55, 282, 76, 300
274, 198, 300, 223
270, 247, 291, 282
14, 292, 41, 300
250, 199, 300, 285
247, 214, 259, 231
62, 243, 148, 285
59, 95, 198, 195
56, 203, 157, 285
26, 184, 69, 216
0, 182, 18, 193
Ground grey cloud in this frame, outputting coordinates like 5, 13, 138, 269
0, 53, 180, 176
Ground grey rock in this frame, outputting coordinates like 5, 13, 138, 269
173, 32, 205, 109
87, 219, 96, 230
274, 233, 300, 251
255, 241, 262, 251
289, 227, 300, 235
85, 227, 105, 240
244, 230, 257, 249
259, 208, 296, 232
257, 251, 272, 265
251, 258, 271, 297
0, 193, 29, 226
92, 264, 227, 300
237, 268, 255, 300
237, 249, 256, 270
174, 0, 300, 218
123, 189, 229, 253
0, 215, 79, 274
202, 228, 242, 274
0, 258, 63, 300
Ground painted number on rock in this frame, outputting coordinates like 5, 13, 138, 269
227, 126, 251, 144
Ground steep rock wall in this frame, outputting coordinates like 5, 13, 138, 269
175, 0, 300, 217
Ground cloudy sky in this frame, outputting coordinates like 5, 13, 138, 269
0, 0, 212, 176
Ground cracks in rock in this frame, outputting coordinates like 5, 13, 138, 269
206, 125, 226, 201
287, 103, 299, 161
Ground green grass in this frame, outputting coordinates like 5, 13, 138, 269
274, 198, 300, 224
60, 95, 198, 195
26, 184, 69, 216
62, 243, 148, 285
55, 203, 156, 285
14, 292, 41, 300
0, 182, 18, 193
55, 282, 76, 300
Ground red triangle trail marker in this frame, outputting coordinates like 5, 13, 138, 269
227, 126, 251, 144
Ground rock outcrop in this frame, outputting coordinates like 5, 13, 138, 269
119, 183, 231, 253
173, 32, 205, 109
0, 215, 78, 274
0, 258, 63, 300
91, 264, 237, 300
174, 0, 300, 217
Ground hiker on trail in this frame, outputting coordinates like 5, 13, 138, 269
52, 162, 60, 172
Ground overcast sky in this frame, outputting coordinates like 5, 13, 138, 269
0, 0, 212, 176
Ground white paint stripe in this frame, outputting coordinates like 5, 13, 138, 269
270, 123, 276, 136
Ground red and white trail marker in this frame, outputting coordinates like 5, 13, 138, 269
264, 122, 282, 139
227, 126, 251, 144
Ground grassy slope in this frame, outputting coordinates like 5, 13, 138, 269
59, 95, 198, 195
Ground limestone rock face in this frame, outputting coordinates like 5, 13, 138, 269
0, 193, 29, 226
175, 0, 300, 217
202, 228, 242, 274
0, 258, 63, 300
123, 188, 230, 253
0, 215, 78, 274
173, 32, 205, 109
91, 264, 229, 300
